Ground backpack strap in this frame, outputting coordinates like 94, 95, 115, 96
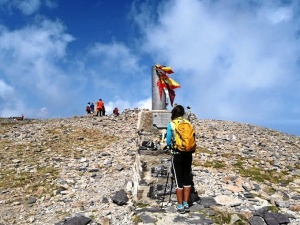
170, 121, 176, 146
170, 121, 175, 130
170, 117, 185, 149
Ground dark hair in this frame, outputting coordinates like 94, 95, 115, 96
171, 105, 185, 120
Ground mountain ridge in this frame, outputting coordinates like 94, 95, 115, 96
0, 109, 299, 224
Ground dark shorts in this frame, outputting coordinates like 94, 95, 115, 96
172, 152, 192, 189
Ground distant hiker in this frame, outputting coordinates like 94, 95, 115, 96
86, 102, 91, 115
102, 106, 106, 116
186, 106, 192, 121
96, 99, 104, 116
14, 114, 24, 121
113, 107, 119, 116
90, 102, 94, 114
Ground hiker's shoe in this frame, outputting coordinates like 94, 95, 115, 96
183, 203, 190, 212
176, 205, 185, 214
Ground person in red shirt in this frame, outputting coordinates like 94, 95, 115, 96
86, 103, 91, 115
113, 107, 119, 116
96, 99, 104, 116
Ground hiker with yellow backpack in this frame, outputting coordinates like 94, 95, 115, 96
166, 105, 196, 214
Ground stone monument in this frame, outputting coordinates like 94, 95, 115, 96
152, 66, 166, 110
151, 65, 171, 129
138, 65, 179, 130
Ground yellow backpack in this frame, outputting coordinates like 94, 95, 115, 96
171, 118, 196, 152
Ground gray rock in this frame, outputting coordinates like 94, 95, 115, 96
177, 212, 214, 224
139, 213, 156, 223
260, 211, 290, 225
249, 216, 267, 225
54, 215, 92, 225
27, 196, 36, 204
264, 212, 290, 224
112, 189, 129, 206
198, 197, 218, 208
102, 197, 109, 203
275, 200, 290, 208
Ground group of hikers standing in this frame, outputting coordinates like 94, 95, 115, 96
86, 99, 105, 116
85, 99, 119, 116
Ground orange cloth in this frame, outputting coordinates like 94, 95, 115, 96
155, 64, 180, 107
97, 101, 104, 109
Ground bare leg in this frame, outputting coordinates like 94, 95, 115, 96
183, 186, 191, 203
176, 188, 183, 204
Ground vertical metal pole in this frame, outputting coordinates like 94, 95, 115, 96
152, 66, 166, 110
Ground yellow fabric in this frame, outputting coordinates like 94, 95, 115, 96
155, 64, 174, 74
171, 118, 196, 152
165, 77, 180, 89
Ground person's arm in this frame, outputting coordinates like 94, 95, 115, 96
166, 122, 173, 147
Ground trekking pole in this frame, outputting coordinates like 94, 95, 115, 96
171, 151, 179, 193
161, 153, 174, 208
161, 163, 170, 208
168, 169, 174, 203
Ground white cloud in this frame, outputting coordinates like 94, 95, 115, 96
45, 0, 57, 9
0, 0, 41, 15
0, 0, 56, 15
83, 41, 150, 100
0, 13, 149, 119
103, 97, 151, 115
257, 2, 294, 25
0, 0, 299, 136
0, 80, 25, 117
88, 42, 142, 75
0, 79, 13, 97
36, 107, 48, 118
131, 0, 300, 127
0, 18, 75, 117
16, 0, 41, 15
136, 97, 151, 109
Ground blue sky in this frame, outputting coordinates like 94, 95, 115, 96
0, 0, 299, 136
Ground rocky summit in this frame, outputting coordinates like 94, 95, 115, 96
0, 109, 299, 225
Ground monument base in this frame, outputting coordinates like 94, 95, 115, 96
152, 110, 171, 129
137, 110, 171, 131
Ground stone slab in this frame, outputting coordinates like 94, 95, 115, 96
137, 110, 153, 131
152, 111, 171, 129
